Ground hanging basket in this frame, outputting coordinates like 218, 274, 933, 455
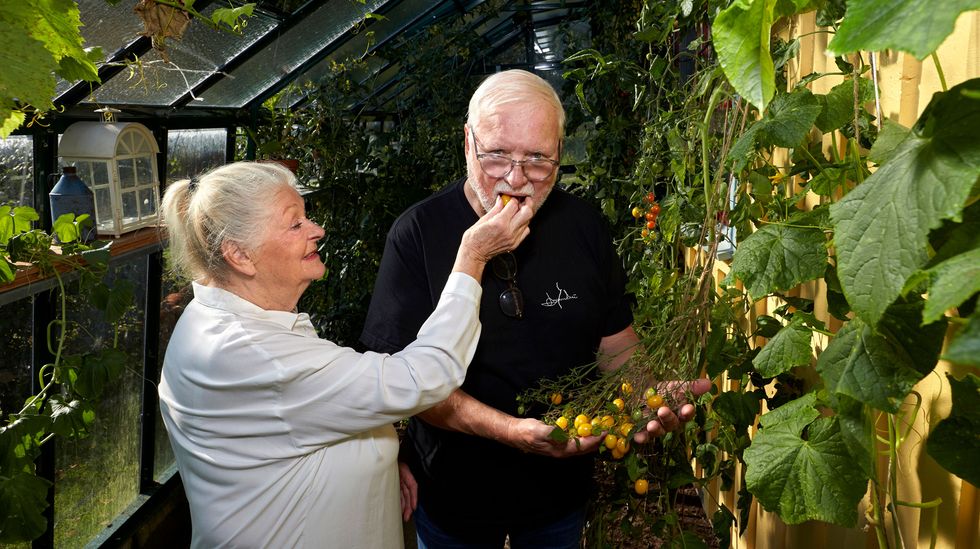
134, 0, 191, 62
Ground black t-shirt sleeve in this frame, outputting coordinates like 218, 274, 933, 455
359, 216, 434, 354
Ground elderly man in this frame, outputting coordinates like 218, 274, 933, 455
361, 69, 709, 548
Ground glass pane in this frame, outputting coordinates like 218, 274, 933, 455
91, 161, 111, 186
95, 188, 113, 232
135, 156, 153, 184
167, 129, 227, 182
54, 0, 145, 98
138, 187, 157, 218
69, 161, 93, 189
284, 0, 440, 104
122, 191, 138, 221
0, 135, 34, 208
155, 255, 191, 482
0, 296, 33, 423
54, 257, 147, 546
85, 5, 278, 107
197, 0, 389, 108
118, 158, 136, 189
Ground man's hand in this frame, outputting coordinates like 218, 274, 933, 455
633, 378, 712, 444
398, 461, 418, 521
506, 417, 604, 457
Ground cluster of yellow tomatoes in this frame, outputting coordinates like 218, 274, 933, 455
631, 191, 661, 240
549, 382, 665, 494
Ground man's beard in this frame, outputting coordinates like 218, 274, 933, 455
467, 174, 553, 215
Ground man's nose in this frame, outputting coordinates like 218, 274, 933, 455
505, 161, 528, 185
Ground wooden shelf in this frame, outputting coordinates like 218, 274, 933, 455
1, 227, 164, 296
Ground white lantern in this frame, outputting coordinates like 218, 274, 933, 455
58, 122, 161, 237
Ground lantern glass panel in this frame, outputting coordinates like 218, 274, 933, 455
95, 188, 113, 232
121, 191, 138, 223
135, 156, 152, 183
139, 188, 156, 218
118, 158, 137, 189
91, 162, 110, 186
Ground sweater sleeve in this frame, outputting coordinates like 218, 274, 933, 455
276, 272, 482, 450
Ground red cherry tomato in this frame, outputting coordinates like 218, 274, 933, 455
650, 203, 661, 215
644, 192, 655, 203
646, 220, 656, 229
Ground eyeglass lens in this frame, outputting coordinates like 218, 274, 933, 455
479, 155, 556, 182
491, 252, 524, 319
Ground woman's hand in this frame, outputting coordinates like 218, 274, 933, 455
453, 196, 534, 278
398, 461, 418, 521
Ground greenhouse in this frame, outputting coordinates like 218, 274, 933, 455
1, 1, 978, 547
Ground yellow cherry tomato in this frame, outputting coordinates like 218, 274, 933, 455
631, 206, 643, 219
647, 394, 665, 409
600, 415, 616, 428
550, 392, 562, 405
644, 387, 657, 400
611, 448, 625, 460
555, 416, 569, 430
574, 414, 590, 429
612, 398, 625, 411
634, 479, 649, 495
577, 423, 594, 437
619, 423, 634, 437
501, 194, 512, 206
604, 434, 618, 450
621, 382, 633, 395
615, 437, 630, 454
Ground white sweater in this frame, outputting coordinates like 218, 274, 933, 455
159, 273, 482, 548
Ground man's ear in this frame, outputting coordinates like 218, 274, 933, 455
221, 240, 257, 277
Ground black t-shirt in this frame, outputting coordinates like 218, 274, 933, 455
360, 178, 633, 536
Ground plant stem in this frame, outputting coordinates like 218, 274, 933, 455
930, 53, 948, 92
887, 414, 907, 549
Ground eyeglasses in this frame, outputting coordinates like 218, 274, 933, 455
491, 251, 524, 319
469, 125, 561, 183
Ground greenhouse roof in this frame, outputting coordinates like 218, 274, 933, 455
49, 0, 589, 129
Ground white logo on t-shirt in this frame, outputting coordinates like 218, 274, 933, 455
541, 283, 578, 309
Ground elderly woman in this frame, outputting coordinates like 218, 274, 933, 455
158, 161, 532, 548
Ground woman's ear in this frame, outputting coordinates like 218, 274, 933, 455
221, 240, 257, 277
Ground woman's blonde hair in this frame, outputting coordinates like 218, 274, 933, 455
160, 161, 297, 284
467, 69, 565, 133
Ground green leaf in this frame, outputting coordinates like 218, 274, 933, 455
921, 247, 980, 323
73, 348, 127, 399
815, 78, 876, 133
830, 79, 980, 327
548, 426, 569, 443
727, 223, 828, 300
46, 395, 95, 438
727, 124, 763, 172
944, 309, 980, 366
713, 0, 777, 112
807, 166, 846, 196
756, 88, 823, 148
828, 392, 874, 477
90, 279, 134, 324
744, 392, 866, 527
828, 0, 980, 60
867, 119, 910, 165
712, 390, 761, 434
925, 373, 980, 486
817, 299, 947, 413
52, 213, 80, 243
0, 472, 51, 543
753, 316, 813, 377
210, 4, 255, 33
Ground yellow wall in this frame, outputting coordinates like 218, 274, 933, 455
703, 10, 980, 549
